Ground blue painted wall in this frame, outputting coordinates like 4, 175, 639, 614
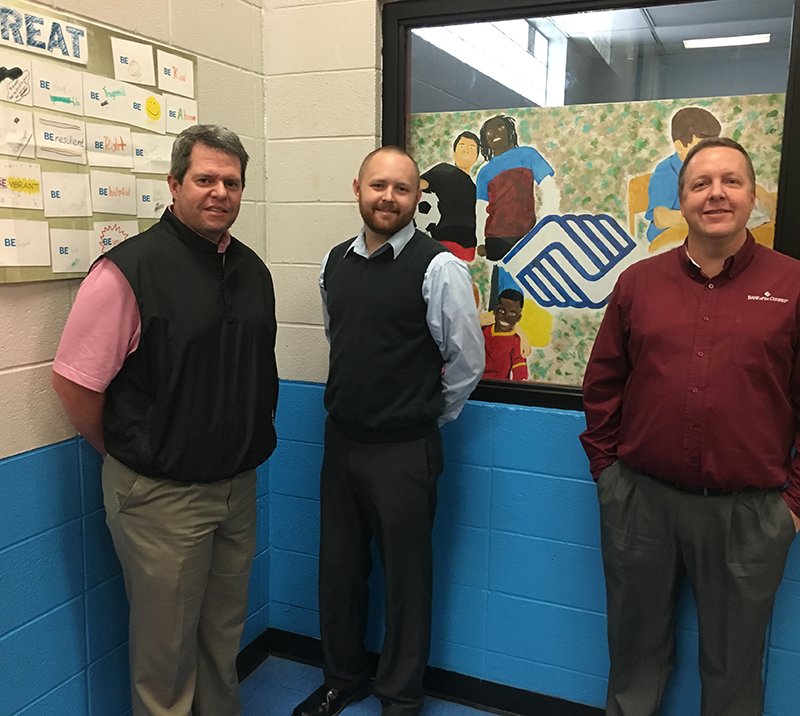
2, 380, 800, 715
0, 438, 270, 715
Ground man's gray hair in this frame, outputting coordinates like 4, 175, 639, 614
170, 124, 249, 188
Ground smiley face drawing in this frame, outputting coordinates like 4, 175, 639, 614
145, 95, 161, 120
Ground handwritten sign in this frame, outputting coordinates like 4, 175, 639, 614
83, 72, 165, 133
136, 177, 171, 218
31, 59, 83, 115
131, 131, 172, 174
34, 112, 85, 164
86, 122, 133, 168
93, 219, 138, 258
0, 218, 49, 265
0, 52, 31, 104
90, 169, 136, 214
0, 159, 42, 209
165, 93, 198, 135
111, 37, 155, 86
157, 49, 193, 98
49, 227, 92, 272
0, 104, 35, 159
41, 171, 91, 217
0, 6, 88, 64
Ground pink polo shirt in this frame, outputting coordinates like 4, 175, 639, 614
53, 214, 231, 392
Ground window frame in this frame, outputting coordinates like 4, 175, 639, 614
383, 0, 800, 411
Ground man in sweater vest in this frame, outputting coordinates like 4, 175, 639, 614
294, 147, 484, 716
52, 125, 279, 715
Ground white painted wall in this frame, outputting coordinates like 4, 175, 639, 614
264, 0, 381, 382
1, 0, 384, 459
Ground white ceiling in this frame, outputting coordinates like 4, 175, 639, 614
550, 0, 794, 54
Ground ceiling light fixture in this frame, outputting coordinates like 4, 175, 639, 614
683, 33, 770, 49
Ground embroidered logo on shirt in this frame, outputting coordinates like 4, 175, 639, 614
747, 290, 789, 303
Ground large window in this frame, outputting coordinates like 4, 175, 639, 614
384, 0, 800, 409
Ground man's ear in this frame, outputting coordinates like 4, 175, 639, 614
352, 178, 361, 199
167, 174, 180, 199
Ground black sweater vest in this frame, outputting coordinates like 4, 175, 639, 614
323, 230, 447, 440
100, 210, 278, 483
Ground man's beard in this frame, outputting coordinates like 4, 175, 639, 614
360, 201, 414, 238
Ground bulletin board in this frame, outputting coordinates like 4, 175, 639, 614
0, 1, 198, 283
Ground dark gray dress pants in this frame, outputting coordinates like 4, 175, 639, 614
598, 460, 795, 716
318, 418, 442, 716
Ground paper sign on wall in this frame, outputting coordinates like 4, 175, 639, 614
136, 177, 171, 218
90, 170, 136, 214
165, 94, 198, 135
0, 219, 50, 266
85, 123, 134, 168
111, 37, 156, 86
49, 228, 93, 272
0, 54, 32, 105
0, 105, 35, 159
31, 60, 84, 115
42, 172, 92, 217
93, 219, 139, 258
34, 113, 86, 164
82, 73, 165, 134
131, 132, 173, 174
156, 50, 194, 98
0, 8, 88, 65
0, 160, 43, 209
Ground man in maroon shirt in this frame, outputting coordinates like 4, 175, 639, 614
581, 137, 800, 716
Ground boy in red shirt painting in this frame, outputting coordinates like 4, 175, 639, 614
482, 288, 528, 381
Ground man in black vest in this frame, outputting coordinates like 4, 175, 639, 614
294, 146, 484, 716
52, 125, 279, 715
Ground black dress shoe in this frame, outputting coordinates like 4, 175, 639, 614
292, 683, 371, 716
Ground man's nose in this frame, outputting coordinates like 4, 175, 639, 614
210, 180, 227, 196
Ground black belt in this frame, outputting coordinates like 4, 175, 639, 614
647, 472, 751, 497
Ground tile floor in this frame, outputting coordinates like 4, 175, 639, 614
240, 656, 500, 715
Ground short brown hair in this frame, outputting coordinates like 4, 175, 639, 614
357, 145, 420, 184
677, 137, 756, 196
671, 107, 721, 146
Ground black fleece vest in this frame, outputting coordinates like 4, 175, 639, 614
101, 210, 278, 483
323, 230, 447, 440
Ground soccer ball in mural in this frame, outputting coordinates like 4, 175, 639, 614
415, 192, 441, 236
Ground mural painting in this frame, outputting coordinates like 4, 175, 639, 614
408, 94, 784, 387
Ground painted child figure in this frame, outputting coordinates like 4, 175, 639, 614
481, 288, 528, 381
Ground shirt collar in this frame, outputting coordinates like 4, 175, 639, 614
344, 221, 416, 260
683, 230, 756, 280
166, 205, 232, 254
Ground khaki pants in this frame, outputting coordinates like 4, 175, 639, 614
102, 455, 257, 716
599, 460, 795, 716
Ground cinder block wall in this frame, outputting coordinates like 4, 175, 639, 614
264, 0, 379, 382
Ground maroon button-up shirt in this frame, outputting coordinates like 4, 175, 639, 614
580, 234, 800, 516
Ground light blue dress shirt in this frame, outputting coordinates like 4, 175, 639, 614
320, 221, 485, 425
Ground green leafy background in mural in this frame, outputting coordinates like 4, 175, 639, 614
409, 94, 785, 387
